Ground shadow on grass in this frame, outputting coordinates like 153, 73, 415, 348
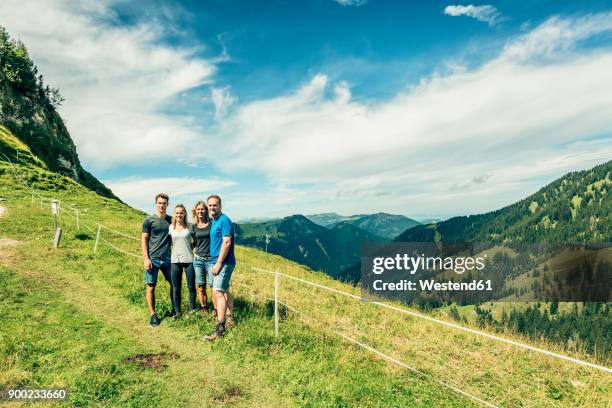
74, 233, 92, 241
122, 288, 289, 328
234, 297, 288, 320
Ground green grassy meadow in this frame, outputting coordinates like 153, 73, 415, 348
0, 127, 610, 407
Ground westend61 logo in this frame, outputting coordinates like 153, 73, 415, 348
360, 242, 611, 304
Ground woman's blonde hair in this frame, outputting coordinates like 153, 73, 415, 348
171, 204, 188, 229
192, 200, 209, 224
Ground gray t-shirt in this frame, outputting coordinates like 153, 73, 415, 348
142, 214, 172, 259
169, 224, 196, 263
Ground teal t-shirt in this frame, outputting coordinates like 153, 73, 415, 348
210, 213, 235, 264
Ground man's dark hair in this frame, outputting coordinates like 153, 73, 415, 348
155, 193, 169, 203
207, 194, 222, 205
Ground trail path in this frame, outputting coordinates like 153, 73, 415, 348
0, 205, 19, 248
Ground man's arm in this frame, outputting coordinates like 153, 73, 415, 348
212, 236, 231, 275
141, 232, 152, 270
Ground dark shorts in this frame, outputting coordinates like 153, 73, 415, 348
144, 257, 171, 285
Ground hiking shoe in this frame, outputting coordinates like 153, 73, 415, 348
203, 321, 226, 341
225, 315, 235, 329
149, 314, 160, 327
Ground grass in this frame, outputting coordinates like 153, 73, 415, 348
0, 126, 611, 407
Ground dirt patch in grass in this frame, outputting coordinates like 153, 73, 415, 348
0, 205, 6, 218
0, 237, 19, 266
18, 269, 68, 285
212, 384, 245, 404
124, 352, 180, 371
0, 237, 19, 247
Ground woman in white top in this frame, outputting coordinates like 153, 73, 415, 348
169, 204, 196, 317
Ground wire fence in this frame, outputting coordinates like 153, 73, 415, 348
2, 153, 611, 408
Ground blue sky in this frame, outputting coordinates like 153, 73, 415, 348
1, 0, 611, 220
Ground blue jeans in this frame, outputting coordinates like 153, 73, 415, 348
193, 255, 212, 286
144, 257, 171, 285
208, 263, 235, 292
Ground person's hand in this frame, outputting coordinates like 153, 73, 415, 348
144, 257, 152, 271
212, 263, 222, 276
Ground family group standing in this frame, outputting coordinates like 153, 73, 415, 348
141, 193, 235, 341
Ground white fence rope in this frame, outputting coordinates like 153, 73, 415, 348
99, 224, 140, 241
98, 235, 142, 259
334, 331, 499, 408
251, 267, 612, 374
290, 301, 498, 407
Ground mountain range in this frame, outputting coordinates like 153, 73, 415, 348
306, 212, 420, 238
236, 214, 388, 277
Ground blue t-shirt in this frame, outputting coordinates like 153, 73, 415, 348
210, 213, 235, 264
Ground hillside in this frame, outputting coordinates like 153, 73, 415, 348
1, 127, 611, 406
395, 161, 611, 244
236, 214, 387, 277
0, 26, 118, 200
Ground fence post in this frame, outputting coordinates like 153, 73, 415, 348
51, 200, 58, 229
94, 224, 101, 253
40, 198, 43, 209
274, 271, 279, 337
76, 209, 80, 230
31, 191, 34, 205
53, 228, 62, 248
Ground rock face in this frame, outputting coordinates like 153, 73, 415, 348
0, 26, 118, 200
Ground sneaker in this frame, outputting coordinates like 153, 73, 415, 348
149, 313, 160, 327
225, 315, 235, 329
203, 321, 226, 341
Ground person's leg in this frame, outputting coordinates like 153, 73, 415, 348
159, 261, 174, 315
225, 291, 233, 316
186, 263, 196, 311
144, 261, 160, 316
206, 260, 217, 311
170, 263, 183, 316
214, 264, 234, 323
213, 289, 227, 322
223, 291, 235, 328
146, 283, 156, 315
197, 285, 208, 309
203, 264, 236, 340
194, 258, 208, 308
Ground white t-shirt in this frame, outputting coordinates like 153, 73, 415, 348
169, 224, 194, 263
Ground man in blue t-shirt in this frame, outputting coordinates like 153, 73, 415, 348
203, 194, 236, 341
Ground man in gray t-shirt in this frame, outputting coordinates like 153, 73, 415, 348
141, 193, 174, 327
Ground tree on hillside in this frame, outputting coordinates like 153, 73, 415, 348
0, 26, 64, 107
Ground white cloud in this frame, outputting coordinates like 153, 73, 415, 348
444, 4, 505, 26
204, 12, 612, 217
211, 86, 237, 120
334, 0, 367, 7
0, 0, 215, 169
104, 176, 236, 213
